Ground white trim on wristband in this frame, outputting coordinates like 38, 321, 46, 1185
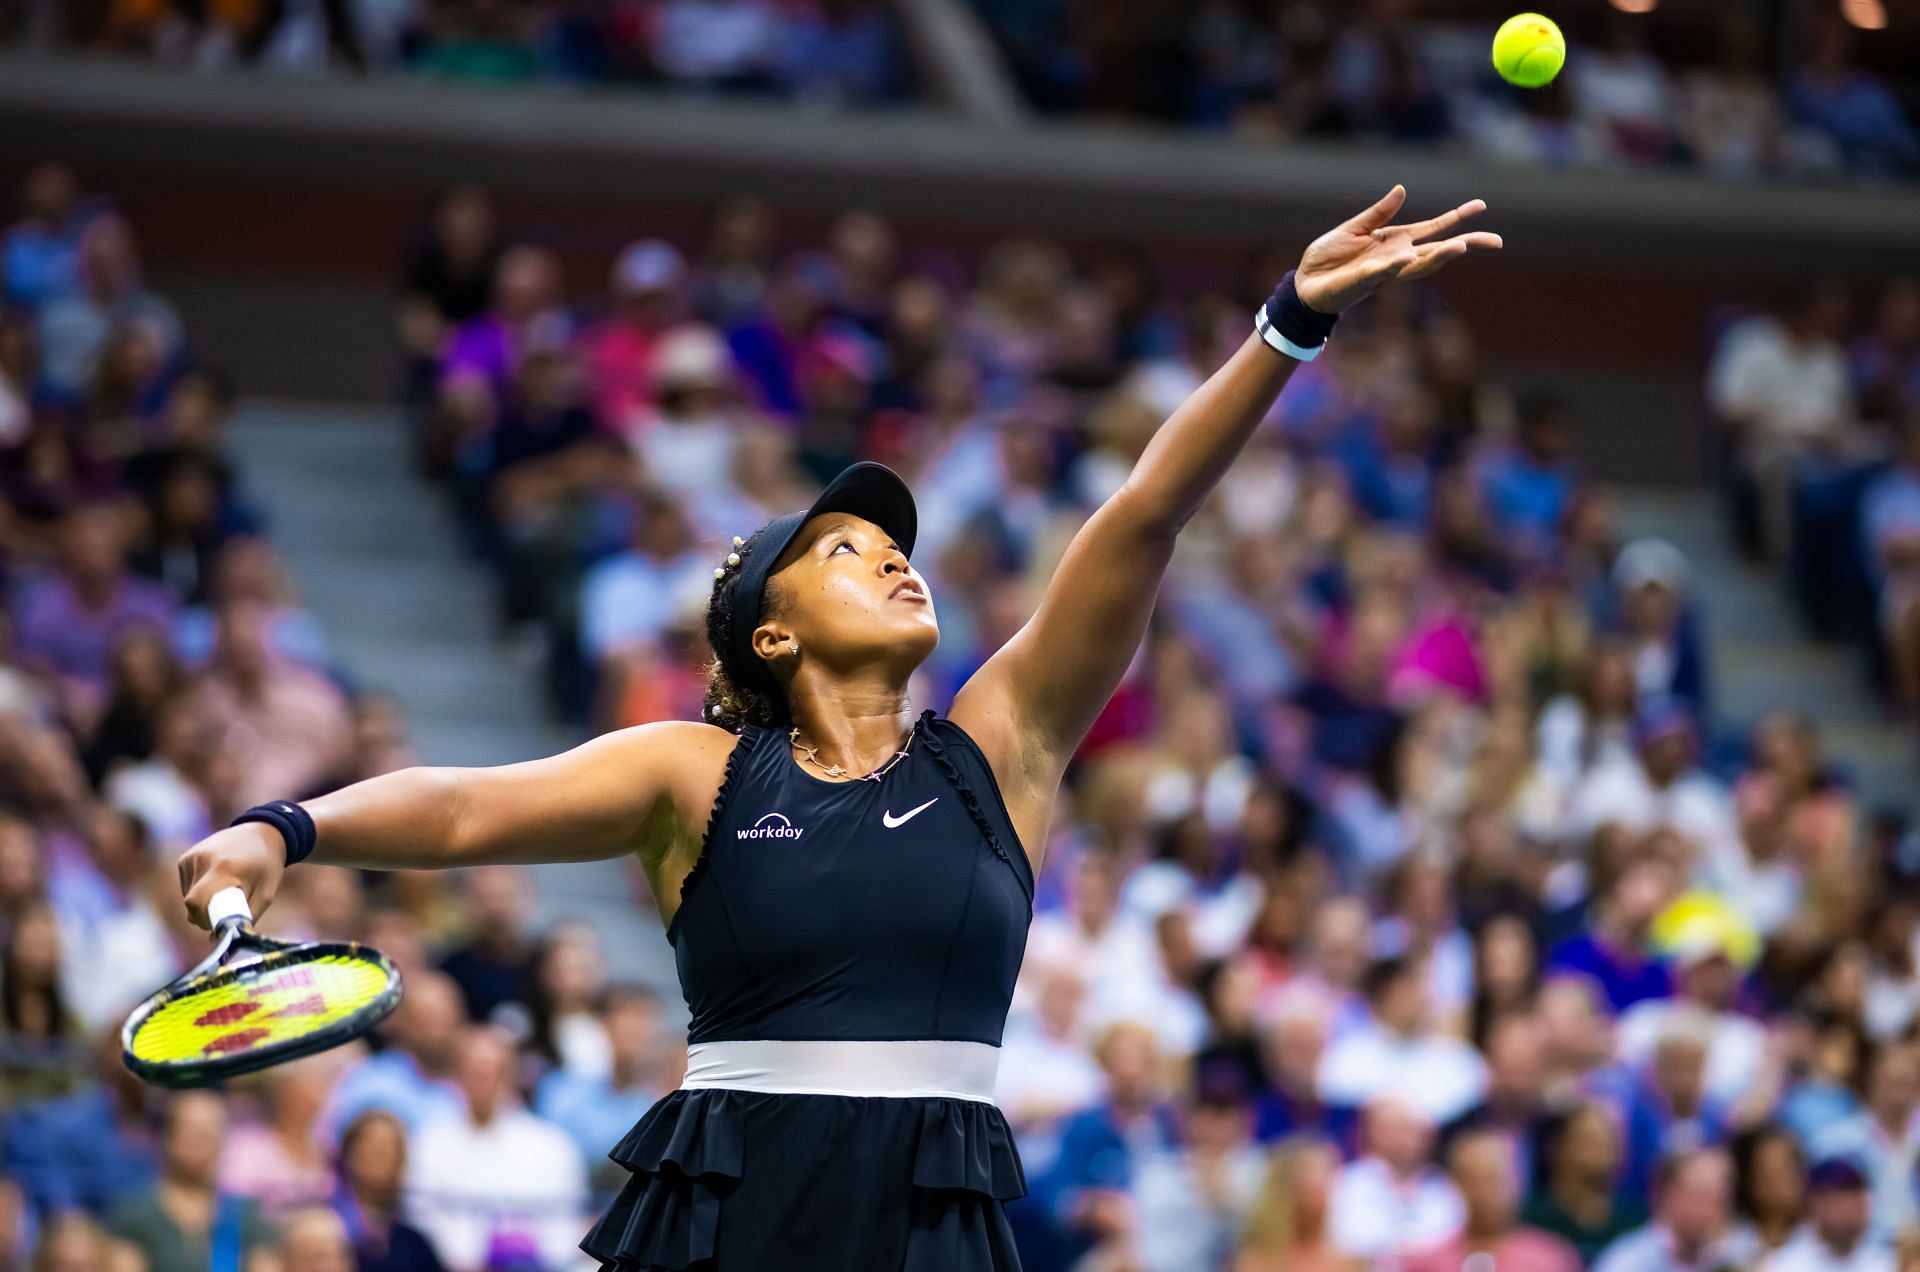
1255, 306, 1327, 362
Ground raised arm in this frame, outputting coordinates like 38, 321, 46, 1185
175, 720, 734, 929
953, 188, 1499, 796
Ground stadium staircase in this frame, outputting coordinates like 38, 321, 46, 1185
227, 402, 685, 1010
1615, 489, 1915, 818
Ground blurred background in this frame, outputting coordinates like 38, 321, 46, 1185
1, 0, 1919, 1269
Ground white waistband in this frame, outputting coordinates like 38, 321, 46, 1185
682, 1039, 1000, 1103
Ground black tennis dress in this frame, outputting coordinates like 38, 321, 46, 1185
582, 710, 1035, 1271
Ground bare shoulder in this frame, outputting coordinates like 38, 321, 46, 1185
591, 718, 739, 808
593, 720, 744, 926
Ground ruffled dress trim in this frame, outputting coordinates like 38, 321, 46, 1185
579, 1089, 1026, 1270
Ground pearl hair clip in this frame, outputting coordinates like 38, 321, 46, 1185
714, 535, 745, 581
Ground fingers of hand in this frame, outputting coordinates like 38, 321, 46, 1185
1402, 233, 1502, 279
1346, 184, 1407, 233
1382, 198, 1489, 244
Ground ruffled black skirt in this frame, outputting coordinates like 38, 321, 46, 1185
581, 1088, 1026, 1271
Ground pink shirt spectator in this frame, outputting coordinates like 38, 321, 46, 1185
582, 319, 669, 438
197, 668, 354, 806
1403, 1229, 1583, 1272
217, 1123, 333, 1218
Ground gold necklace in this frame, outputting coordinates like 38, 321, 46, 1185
789, 723, 914, 782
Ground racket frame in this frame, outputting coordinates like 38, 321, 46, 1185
120, 916, 403, 1089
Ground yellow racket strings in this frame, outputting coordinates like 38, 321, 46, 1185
129, 954, 391, 1065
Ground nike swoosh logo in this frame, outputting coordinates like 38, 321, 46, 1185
882, 798, 939, 830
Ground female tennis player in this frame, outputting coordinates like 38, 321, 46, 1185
177, 186, 1498, 1270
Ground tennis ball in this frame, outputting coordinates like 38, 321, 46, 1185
1492, 13, 1566, 89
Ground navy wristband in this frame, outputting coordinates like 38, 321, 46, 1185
1255, 270, 1338, 362
232, 801, 317, 868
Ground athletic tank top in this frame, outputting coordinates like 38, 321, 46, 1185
670, 710, 1035, 1047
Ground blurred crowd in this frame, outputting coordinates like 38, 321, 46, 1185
0, 163, 671, 1270
1704, 273, 1920, 725
974, 0, 1919, 181
16, 2, 1920, 184
21, 0, 912, 107
7, 152, 1920, 1272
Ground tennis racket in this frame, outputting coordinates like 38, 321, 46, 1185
121, 886, 403, 1088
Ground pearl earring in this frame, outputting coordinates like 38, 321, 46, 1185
788, 642, 800, 655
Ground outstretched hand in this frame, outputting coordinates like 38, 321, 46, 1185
1294, 185, 1502, 315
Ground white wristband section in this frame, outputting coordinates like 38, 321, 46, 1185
1255, 304, 1326, 362
682, 1039, 1000, 1103
208, 886, 253, 927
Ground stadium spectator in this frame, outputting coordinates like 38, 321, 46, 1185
430, 244, 567, 470
218, 1057, 340, 1218
997, 957, 1105, 1134
51, 804, 179, 1030
581, 239, 691, 438
1232, 1137, 1358, 1272
1861, 411, 1920, 714
405, 1025, 588, 1271
11, 501, 176, 727
36, 214, 182, 401
1619, 932, 1766, 1110
578, 488, 711, 671
1523, 1101, 1646, 1262
1316, 953, 1487, 1124
1853, 278, 1920, 428
28, 1212, 139, 1272
436, 865, 534, 1023
275, 1206, 356, 1272
1446, 1008, 1549, 1173
519, 919, 611, 1082
1807, 1042, 1920, 1241
103, 687, 217, 854
1765, 1158, 1893, 1270
106, 1091, 276, 1272
1547, 857, 1677, 1014
1570, 701, 1736, 875
1678, 15, 1784, 179
399, 185, 501, 429
1327, 1094, 1464, 1260
535, 984, 670, 1203
1728, 1122, 1807, 1263
1706, 280, 1856, 560
320, 970, 466, 1142
1788, 18, 1919, 179
1130, 1072, 1266, 1272
1570, 14, 1678, 166
649, 0, 784, 92
331, 1109, 446, 1272
0, 899, 87, 1102
195, 601, 355, 806
2, 161, 94, 312
779, 0, 906, 106
1403, 1126, 1580, 1272
1043, 1020, 1177, 1269
1591, 1146, 1736, 1272
1610, 540, 1708, 716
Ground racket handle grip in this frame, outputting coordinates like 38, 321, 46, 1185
208, 886, 254, 929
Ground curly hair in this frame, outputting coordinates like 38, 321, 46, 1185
702, 523, 791, 732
